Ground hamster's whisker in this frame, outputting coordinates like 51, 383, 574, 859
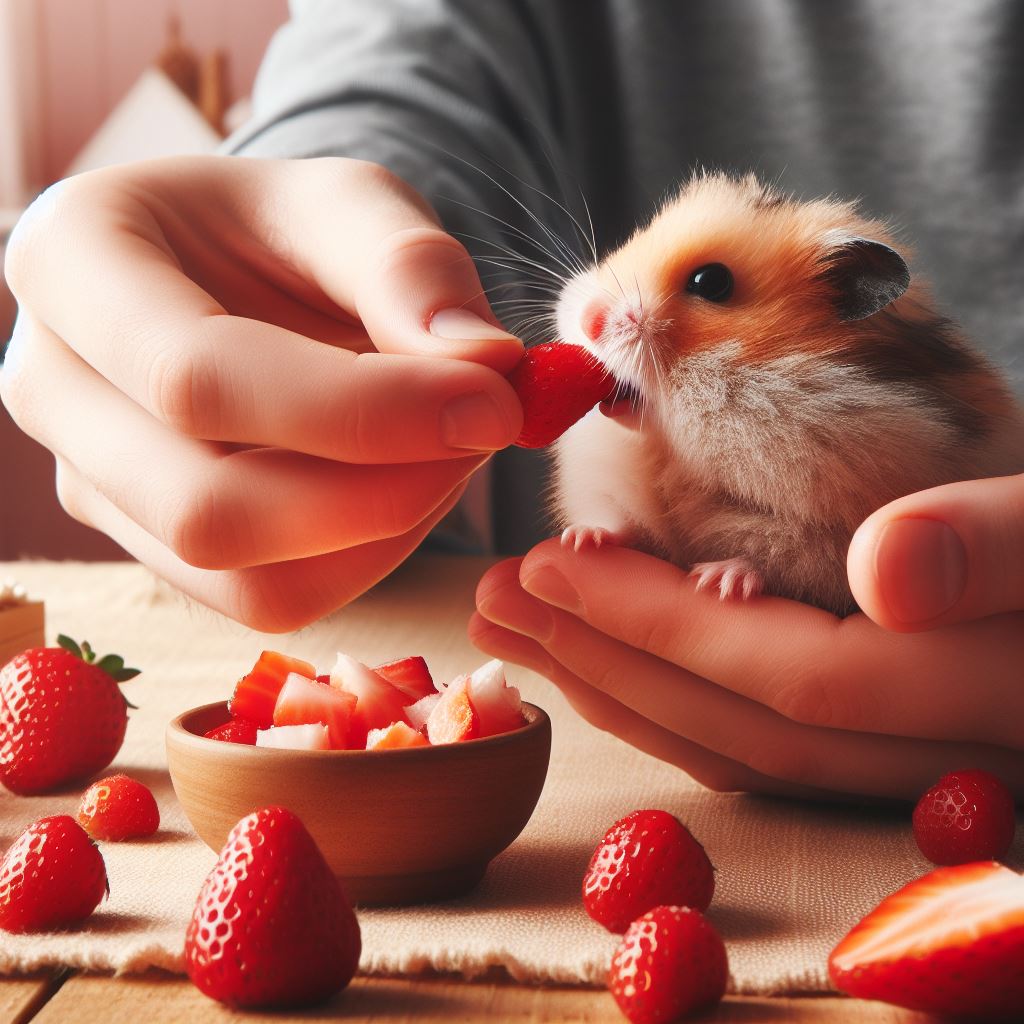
454, 231, 574, 284
473, 256, 566, 287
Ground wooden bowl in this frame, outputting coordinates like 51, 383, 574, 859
166, 701, 551, 906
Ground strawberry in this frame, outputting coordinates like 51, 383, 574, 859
0, 815, 108, 932
608, 906, 728, 1024
228, 651, 316, 729
273, 672, 357, 748
203, 718, 259, 744
78, 773, 160, 841
329, 653, 408, 746
404, 692, 441, 732
584, 810, 715, 933
829, 861, 1024, 1017
466, 659, 526, 737
365, 721, 430, 750
255, 723, 331, 750
912, 769, 1016, 866
185, 806, 361, 1008
0, 635, 140, 795
508, 341, 616, 448
373, 656, 435, 702
425, 676, 478, 743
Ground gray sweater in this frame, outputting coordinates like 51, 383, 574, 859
229, 0, 1023, 552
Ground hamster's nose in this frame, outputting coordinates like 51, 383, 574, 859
580, 297, 609, 342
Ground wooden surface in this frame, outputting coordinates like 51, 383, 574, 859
0, 972, 935, 1023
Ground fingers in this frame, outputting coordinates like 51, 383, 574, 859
504, 541, 1024, 751
848, 474, 1024, 629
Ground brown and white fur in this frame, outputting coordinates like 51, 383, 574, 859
550, 173, 1024, 615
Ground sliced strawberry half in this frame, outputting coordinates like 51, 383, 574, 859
255, 723, 331, 751
466, 660, 526, 737
204, 718, 259, 745
828, 861, 1024, 1017
366, 721, 430, 750
329, 653, 409, 747
373, 656, 436, 702
229, 651, 316, 729
426, 676, 478, 744
404, 692, 441, 732
273, 673, 357, 749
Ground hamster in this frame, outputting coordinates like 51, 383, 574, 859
550, 172, 1024, 616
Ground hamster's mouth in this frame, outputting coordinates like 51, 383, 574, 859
598, 378, 643, 426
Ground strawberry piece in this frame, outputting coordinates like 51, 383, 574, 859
466, 659, 527, 737
273, 673, 357, 749
404, 692, 441, 732
185, 806, 361, 1008
329, 653, 409, 747
0, 815, 108, 932
203, 718, 259, 745
366, 721, 430, 750
228, 651, 316, 729
829, 861, 1024, 1017
912, 769, 1016, 866
425, 676, 478, 744
373, 656, 436, 702
255, 724, 331, 751
608, 905, 728, 1023
0, 635, 140, 795
583, 809, 715, 934
508, 341, 616, 448
78, 773, 160, 841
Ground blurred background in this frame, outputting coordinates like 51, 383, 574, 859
0, 0, 289, 559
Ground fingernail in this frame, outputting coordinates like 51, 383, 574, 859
441, 391, 514, 450
521, 564, 586, 616
430, 308, 518, 342
874, 518, 968, 623
478, 591, 555, 643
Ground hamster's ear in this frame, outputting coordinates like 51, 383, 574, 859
820, 237, 910, 321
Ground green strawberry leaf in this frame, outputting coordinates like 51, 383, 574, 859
57, 635, 141, 683
56, 634, 82, 658
97, 654, 124, 675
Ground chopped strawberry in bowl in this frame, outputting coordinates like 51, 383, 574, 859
166, 650, 550, 907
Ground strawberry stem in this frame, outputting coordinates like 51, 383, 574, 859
56, 634, 141, 683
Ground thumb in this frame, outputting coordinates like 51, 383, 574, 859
847, 473, 1024, 631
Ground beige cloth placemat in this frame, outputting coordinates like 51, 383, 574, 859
1, 557, 1019, 992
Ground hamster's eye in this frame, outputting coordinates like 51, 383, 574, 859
685, 263, 734, 303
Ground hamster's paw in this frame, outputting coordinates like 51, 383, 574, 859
690, 559, 764, 601
560, 525, 631, 552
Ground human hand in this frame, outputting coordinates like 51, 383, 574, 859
470, 475, 1024, 801
1, 156, 523, 631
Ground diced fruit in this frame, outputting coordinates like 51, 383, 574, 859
273, 673, 356, 749
584, 809, 715, 933
78, 773, 160, 841
229, 651, 316, 729
0, 635, 140, 795
185, 806, 361, 1008
204, 718, 259, 745
829, 861, 1024, 1017
255, 724, 330, 751
426, 677, 478, 744
329, 653, 409, 746
404, 693, 441, 732
366, 721, 430, 750
466, 660, 527, 737
608, 906, 728, 1023
0, 815, 108, 932
912, 769, 1016, 866
374, 656, 435, 702
508, 341, 616, 448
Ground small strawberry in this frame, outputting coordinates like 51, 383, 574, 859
0, 815, 108, 932
425, 676, 478, 744
373, 656, 435, 702
78, 774, 160, 841
584, 809, 715, 933
203, 718, 259, 744
228, 651, 316, 728
912, 769, 1016, 865
508, 341, 616, 448
185, 806, 361, 1008
0, 635, 140, 795
608, 906, 728, 1024
829, 861, 1024, 1017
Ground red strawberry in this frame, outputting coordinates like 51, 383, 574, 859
425, 676, 478, 744
273, 672, 357, 748
508, 341, 615, 448
228, 651, 316, 729
373, 656, 435, 702
466, 659, 526, 737
185, 806, 361, 1008
365, 721, 430, 750
608, 906, 728, 1024
829, 861, 1024, 1017
584, 809, 715, 933
77, 774, 160, 841
0, 635, 140, 794
329, 653, 408, 746
912, 769, 1016, 866
203, 718, 259, 745
0, 815, 108, 932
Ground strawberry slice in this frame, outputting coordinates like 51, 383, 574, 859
828, 861, 1024, 1017
466, 660, 526, 737
229, 651, 316, 729
204, 718, 259, 745
373, 656, 436, 702
255, 724, 331, 751
508, 341, 616, 448
426, 676, 478, 744
328, 653, 409, 747
273, 673, 357, 749
404, 692, 441, 732
365, 721, 430, 750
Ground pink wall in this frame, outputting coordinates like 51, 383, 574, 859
34, 0, 289, 181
